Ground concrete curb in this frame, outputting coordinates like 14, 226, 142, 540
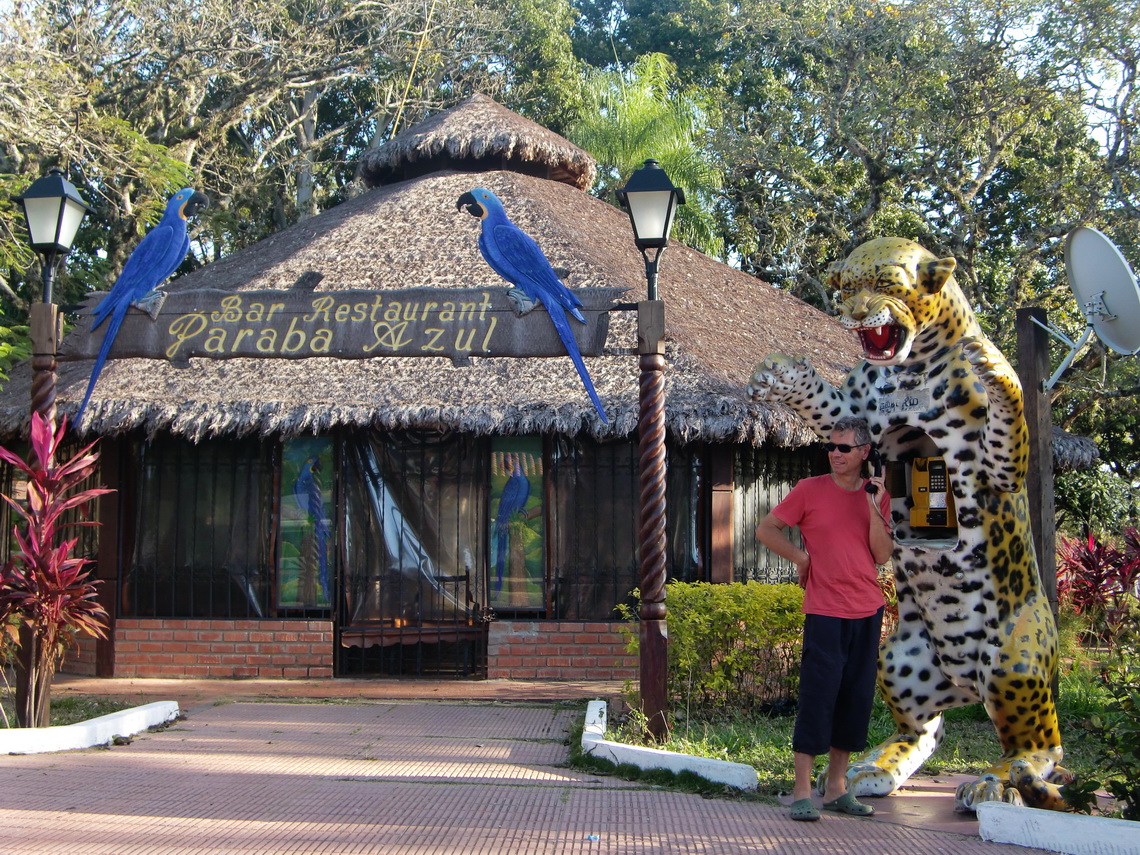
978, 802, 1139, 855
580, 699, 759, 791
0, 701, 181, 755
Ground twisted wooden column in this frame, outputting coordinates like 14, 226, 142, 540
637, 300, 669, 739
29, 301, 60, 428
638, 352, 668, 615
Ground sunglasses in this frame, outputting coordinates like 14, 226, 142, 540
823, 442, 869, 453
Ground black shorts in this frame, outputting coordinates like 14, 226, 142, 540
792, 608, 884, 757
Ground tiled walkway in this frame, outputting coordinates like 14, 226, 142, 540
1, 681, 1039, 854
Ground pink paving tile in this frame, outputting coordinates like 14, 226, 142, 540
1, 699, 1041, 855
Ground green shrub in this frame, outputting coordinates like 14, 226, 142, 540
619, 581, 804, 719
1064, 629, 1140, 821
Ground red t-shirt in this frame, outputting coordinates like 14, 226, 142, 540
772, 474, 890, 619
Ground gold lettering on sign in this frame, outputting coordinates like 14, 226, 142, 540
306, 296, 334, 322
204, 328, 228, 352
482, 316, 498, 351
366, 321, 415, 352
422, 328, 446, 352
212, 295, 243, 323
167, 313, 207, 358
150, 290, 513, 359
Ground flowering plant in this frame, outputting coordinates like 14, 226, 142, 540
0, 413, 111, 727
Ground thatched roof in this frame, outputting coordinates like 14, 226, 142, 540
0, 95, 1099, 470
0, 170, 855, 445
1052, 426, 1099, 472
359, 94, 597, 191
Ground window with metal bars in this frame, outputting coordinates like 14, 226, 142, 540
122, 435, 276, 618
733, 445, 817, 584
0, 436, 102, 565
548, 435, 703, 620
111, 430, 709, 626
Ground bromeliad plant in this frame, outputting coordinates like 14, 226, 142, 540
0, 413, 111, 727
1057, 529, 1140, 651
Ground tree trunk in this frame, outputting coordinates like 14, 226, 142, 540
14, 624, 52, 728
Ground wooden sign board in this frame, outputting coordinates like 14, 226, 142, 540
58, 286, 628, 364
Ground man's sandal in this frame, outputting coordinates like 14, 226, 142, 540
822, 793, 875, 816
789, 798, 820, 821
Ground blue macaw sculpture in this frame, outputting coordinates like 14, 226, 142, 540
493, 454, 531, 593
293, 455, 331, 603
456, 187, 609, 424
75, 187, 209, 423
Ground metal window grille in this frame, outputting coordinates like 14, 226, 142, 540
338, 431, 486, 677
122, 436, 273, 618
733, 445, 816, 584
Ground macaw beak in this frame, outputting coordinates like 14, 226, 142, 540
456, 191, 484, 218
184, 191, 210, 218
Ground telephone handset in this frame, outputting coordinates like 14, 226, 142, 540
864, 448, 882, 494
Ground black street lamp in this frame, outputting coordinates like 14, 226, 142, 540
617, 159, 685, 740
15, 168, 91, 425
616, 159, 686, 301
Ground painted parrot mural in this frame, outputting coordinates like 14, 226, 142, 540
456, 187, 609, 423
492, 453, 531, 593
75, 187, 209, 422
293, 455, 331, 604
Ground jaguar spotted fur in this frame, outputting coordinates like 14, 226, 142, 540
748, 236, 1070, 811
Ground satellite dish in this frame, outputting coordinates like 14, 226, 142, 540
1064, 226, 1140, 355
1041, 226, 1140, 390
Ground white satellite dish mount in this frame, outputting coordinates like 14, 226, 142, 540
1038, 226, 1140, 390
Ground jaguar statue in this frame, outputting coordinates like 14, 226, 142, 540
748, 236, 1070, 811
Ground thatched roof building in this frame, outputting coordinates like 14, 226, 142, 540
0, 94, 1097, 684
3, 96, 859, 447
0, 94, 1097, 473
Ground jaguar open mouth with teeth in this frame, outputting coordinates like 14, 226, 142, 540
857, 324, 903, 361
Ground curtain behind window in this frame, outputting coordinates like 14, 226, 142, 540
124, 436, 273, 618
549, 436, 703, 620
341, 431, 485, 627
734, 445, 816, 583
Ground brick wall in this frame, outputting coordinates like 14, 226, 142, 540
486, 620, 636, 680
110, 619, 334, 678
62, 634, 98, 676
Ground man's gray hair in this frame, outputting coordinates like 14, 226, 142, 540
832, 416, 872, 446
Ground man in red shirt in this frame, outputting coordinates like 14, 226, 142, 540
755, 416, 893, 821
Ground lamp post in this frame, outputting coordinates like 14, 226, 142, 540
617, 159, 685, 740
15, 168, 91, 427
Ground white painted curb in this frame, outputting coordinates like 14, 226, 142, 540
0, 701, 181, 755
978, 802, 1140, 855
580, 699, 758, 791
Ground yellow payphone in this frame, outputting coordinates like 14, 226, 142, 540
910, 457, 956, 528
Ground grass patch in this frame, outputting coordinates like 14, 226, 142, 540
576, 657, 1117, 801
2, 691, 134, 728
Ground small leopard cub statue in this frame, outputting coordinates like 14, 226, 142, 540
748, 237, 1072, 811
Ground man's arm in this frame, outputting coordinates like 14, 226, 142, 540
866, 480, 894, 565
756, 512, 811, 586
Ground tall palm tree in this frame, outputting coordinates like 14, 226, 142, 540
568, 53, 725, 257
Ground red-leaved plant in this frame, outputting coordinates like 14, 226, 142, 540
1057, 528, 1140, 651
0, 413, 111, 727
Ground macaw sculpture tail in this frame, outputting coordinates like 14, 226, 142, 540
75, 188, 208, 424
457, 187, 609, 424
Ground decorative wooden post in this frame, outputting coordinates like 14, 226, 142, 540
637, 299, 669, 739
1015, 306, 1057, 616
